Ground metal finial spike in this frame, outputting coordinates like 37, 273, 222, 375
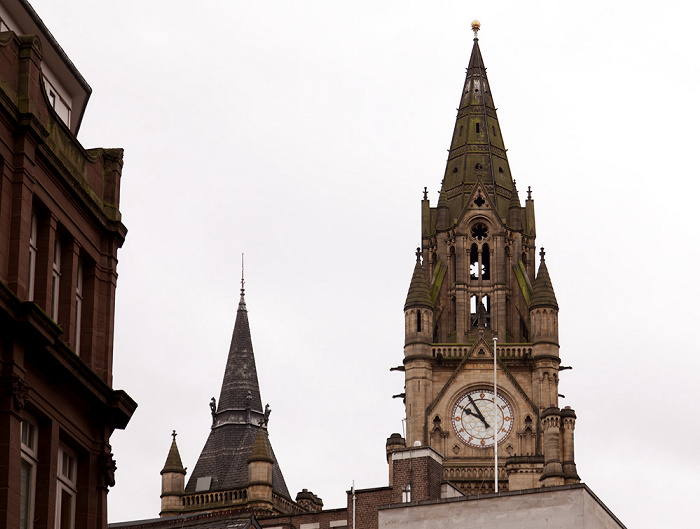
527, 186, 532, 200
471, 20, 481, 38
423, 187, 428, 200
172, 430, 177, 440
241, 253, 245, 294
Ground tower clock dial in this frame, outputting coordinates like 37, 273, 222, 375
451, 389, 514, 448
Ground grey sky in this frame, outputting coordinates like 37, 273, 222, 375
27, 1, 700, 528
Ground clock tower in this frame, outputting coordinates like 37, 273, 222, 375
402, 22, 580, 494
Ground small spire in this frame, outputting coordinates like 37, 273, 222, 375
248, 427, 274, 464
471, 20, 481, 39
161, 430, 186, 475
405, 250, 433, 311
530, 247, 558, 310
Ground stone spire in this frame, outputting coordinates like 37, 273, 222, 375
530, 248, 559, 310
248, 427, 274, 464
161, 430, 185, 475
508, 181, 523, 230
439, 24, 516, 224
404, 249, 433, 310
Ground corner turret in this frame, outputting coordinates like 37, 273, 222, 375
160, 431, 186, 517
247, 426, 275, 514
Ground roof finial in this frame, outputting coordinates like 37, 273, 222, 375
241, 253, 245, 296
415, 247, 421, 263
471, 20, 481, 39
527, 186, 532, 200
540, 247, 546, 261
423, 187, 428, 200
172, 430, 177, 441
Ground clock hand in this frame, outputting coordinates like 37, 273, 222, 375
467, 394, 490, 429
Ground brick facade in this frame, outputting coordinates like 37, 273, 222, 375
0, 2, 135, 528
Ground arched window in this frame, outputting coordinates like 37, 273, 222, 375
482, 243, 490, 280
470, 244, 479, 280
416, 310, 422, 333
450, 246, 457, 285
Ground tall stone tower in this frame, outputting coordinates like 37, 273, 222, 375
402, 23, 580, 494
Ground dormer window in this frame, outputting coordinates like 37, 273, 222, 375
42, 75, 72, 127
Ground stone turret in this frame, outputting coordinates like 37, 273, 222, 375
247, 427, 274, 514
403, 250, 434, 445
530, 248, 560, 409
160, 431, 186, 517
561, 406, 580, 484
404, 248, 434, 349
540, 407, 565, 486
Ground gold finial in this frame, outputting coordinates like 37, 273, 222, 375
471, 20, 481, 38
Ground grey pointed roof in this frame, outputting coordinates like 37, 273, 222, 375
217, 289, 263, 415
530, 248, 559, 310
405, 252, 433, 310
439, 31, 516, 223
185, 288, 290, 499
161, 432, 186, 475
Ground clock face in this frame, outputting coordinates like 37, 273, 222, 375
451, 389, 514, 448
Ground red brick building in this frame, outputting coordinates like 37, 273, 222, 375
0, 1, 135, 528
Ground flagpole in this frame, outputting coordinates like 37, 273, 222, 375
493, 335, 498, 493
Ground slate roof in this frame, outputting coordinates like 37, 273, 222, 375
185, 423, 289, 497
185, 288, 290, 499
217, 290, 263, 414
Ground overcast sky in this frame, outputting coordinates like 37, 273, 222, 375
26, 1, 700, 528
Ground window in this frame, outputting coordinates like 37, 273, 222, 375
482, 243, 491, 280
21, 417, 38, 529
402, 484, 411, 502
51, 238, 61, 320
416, 310, 422, 333
56, 445, 77, 529
28, 212, 37, 301
74, 260, 83, 355
475, 122, 480, 133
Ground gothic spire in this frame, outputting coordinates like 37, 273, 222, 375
215, 275, 264, 423
185, 283, 291, 500
530, 248, 559, 310
439, 24, 516, 224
